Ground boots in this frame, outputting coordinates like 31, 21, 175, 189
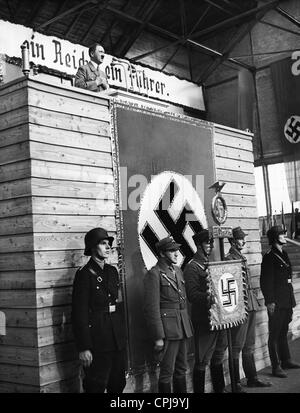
158, 381, 172, 393
173, 376, 187, 393
193, 368, 205, 393
210, 363, 226, 393
243, 354, 272, 387
233, 358, 247, 393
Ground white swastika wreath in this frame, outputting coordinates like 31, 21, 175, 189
207, 260, 247, 330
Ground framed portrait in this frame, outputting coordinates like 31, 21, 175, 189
207, 259, 247, 330
211, 193, 228, 225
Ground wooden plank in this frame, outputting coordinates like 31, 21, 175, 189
32, 197, 115, 216
0, 381, 40, 393
0, 234, 34, 253
0, 215, 33, 235
218, 193, 257, 207
0, 364, 39, 385
0, 179, 31, 200
214, 132, 253, 151
39, 361, 80, 386
0, 327, 38, 346
0, 107, 29, 131
30, 141, 112, 168
0, 88, 28, 115
33, 231, 116, 251
31, 162, 114, 186
37, 324, 73, 346
3, 308, 37, 327
225, 217, 259, 230
28, 79, 109, 107
216, 169, 255, 185
29, 124, 111, 151
0, 161, 31, 183
0, 124, 29, 148
0, 78, 28, 96
40, 376, 80, 393
35, 268, 76, 289
28, 87, 110, 121
215, 144, 254, 162
227, 205, 258, 219
0, 197, 32, 218
0, 141, 30, 166
33, 249, 118, 270
0, 289, 36, 307
36, 306, 72, 327
28, 106, 110, 136
38, 343, 77, 365
214, 126, 253, 141
221, 182, 256, 196
0, 346, 39, 366
0, 271, 35, 289
0, 252, 35, 271
215, 157, 254, 174
36, 287, 72, 308
32, 214, 116, 233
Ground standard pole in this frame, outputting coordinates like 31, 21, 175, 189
219, 237, 237, 393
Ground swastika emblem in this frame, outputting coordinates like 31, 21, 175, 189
284, 115, 300, 144
138, 171, 207, 271
218, 272, 238, 313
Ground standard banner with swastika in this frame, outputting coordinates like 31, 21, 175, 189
207, 260, 247, 330
270, 56, 300, 161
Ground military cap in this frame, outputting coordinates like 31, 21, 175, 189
192, 229, 213, 245
84, 227, 114, 256
267, 225, 286, 244
155, 236, 181, 252
232, 226, 248, 240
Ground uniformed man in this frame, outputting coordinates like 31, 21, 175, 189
225, 227, 271, 391
260, 225, 300, 378
71, 227, 127, 393
144, 236, 193, 393
184, 229, 227, 393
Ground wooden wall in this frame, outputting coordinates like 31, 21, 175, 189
0, 77, 115, 392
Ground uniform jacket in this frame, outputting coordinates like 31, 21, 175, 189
75, 61, 108, 92
225, 246, 260, 311
183, 250, 211, 328
71, 258, 127, 354
260, 246, 296, 309
143, 258, 193, 342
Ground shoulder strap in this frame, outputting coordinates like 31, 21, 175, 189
160, 272, 185, 300
190, 259, 207, 271
271, 251, 290, 268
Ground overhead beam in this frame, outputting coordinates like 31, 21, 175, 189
131, 4, 211, 61
275, 6, 300, 29
221, 0, 243, 12
197, 2, 280, 83
35, 0, 98, 31
190, 0, 282, 40
99, 0, 131, 48
259, 19, 300, 37
203, 0, 234, 16
25, 0, 45, 26
114, 0, 161, 57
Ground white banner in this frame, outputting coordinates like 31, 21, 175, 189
0, 20, 205, 111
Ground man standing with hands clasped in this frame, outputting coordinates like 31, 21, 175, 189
260, 225, 300, 378
75, 43, 109, 92
144, 236, 193, 393
226, 227, 271, 391
72, 227, 127, 393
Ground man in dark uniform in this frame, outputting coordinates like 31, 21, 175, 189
71, 227, 127, 393
75, 43, 109, 92
225, 227, 271, 391
260, 225, 300, 378
184, 229, 227, 393
144, 236, 193, 393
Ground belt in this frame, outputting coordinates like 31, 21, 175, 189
160, 302, 186, 310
